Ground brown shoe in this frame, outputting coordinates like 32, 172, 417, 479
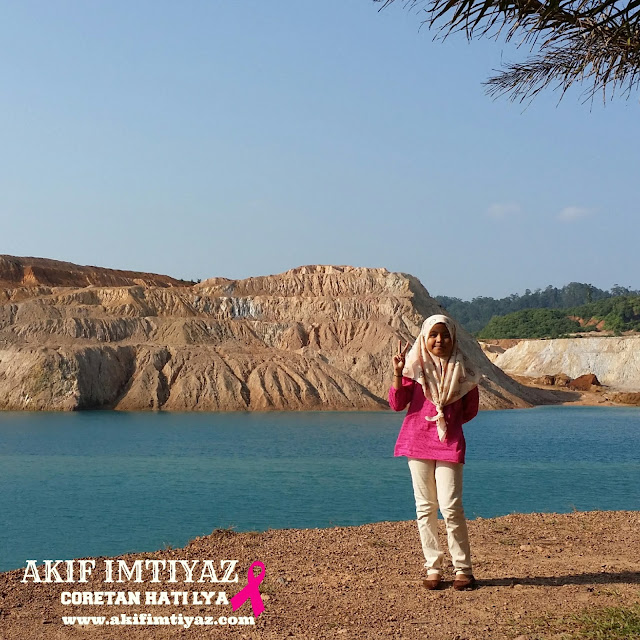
453, 575, 477, 591
422, 574, 442, 590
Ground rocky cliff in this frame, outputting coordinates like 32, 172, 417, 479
0, 259, 557, 411
493, 337, 640, 391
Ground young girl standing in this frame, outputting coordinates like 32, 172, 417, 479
389, 314, 480, 590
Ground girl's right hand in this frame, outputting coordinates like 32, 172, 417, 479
393, 340, 410, 376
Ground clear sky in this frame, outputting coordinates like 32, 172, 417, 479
1, 1, 637, 300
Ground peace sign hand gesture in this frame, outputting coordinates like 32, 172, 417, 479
393, 340, 411, 376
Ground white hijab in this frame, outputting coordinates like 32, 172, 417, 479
402, 314, 481, 442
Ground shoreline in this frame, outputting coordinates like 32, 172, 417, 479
0, 505, 635, 576
1, 396, 638, 413
2, 510, 639, 639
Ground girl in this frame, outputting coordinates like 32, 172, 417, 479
389, 314, 480, 591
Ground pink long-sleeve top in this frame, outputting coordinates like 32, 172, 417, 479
389, 377, 479, 464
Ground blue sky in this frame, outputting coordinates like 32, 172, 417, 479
1, 1, 637, 299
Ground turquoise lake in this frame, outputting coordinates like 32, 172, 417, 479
1, 406, 639, 572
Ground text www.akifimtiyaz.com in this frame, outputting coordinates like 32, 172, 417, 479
62, 613, 255, 628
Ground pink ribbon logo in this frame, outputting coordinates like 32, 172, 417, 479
230, 561, 266, 617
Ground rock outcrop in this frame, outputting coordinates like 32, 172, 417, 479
493, 337, 640, 391
0, 260, 558, 411
610, 392, 640, 405
479, 342, 506, 362
568, 374, 601, 391
531, 373, 572, 388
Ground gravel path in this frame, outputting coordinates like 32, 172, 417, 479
1, 511, 639, 639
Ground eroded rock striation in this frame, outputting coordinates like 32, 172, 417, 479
0, 259, 554, 411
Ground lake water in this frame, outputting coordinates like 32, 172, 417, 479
1, 406, 639, 572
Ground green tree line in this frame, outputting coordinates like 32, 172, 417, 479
436, 282, 639, 334
476, 295, 640, 339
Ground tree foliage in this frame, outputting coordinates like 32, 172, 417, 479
375, 0, 640, 102
476, 294, 640, 338
436, 281, 634, 333
477, 308, 584, 338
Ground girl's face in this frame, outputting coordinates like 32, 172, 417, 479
426, 323, 453, 359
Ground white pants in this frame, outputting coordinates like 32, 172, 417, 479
407, 458, 472, 576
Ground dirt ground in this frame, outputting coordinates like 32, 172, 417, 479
1, 511, 638, 640
509, 374, 640, 408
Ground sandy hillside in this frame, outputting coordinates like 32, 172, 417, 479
0, 259, 561, 412
1, 511, 638, 640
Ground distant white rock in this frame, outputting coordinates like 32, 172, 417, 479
493, 337, 640, 391
478, 342, 506, 362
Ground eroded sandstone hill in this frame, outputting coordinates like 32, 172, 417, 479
0, 259, 556, 411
